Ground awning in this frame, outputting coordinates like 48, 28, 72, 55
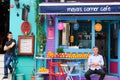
39, 2, 120, 15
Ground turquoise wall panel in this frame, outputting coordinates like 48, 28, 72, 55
16, 57, 34, 67
10, 0, 36, 40
16, 57, 34, 80
10, 0, 37, 80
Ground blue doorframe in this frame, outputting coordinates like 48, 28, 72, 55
108, 21, 120, 76
118, 22, 120, 76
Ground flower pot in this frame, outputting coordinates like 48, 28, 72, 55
31, 76, 35, 80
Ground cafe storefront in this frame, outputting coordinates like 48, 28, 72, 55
39, 2, 120, 77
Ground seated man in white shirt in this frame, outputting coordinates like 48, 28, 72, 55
85, 46, 105, 80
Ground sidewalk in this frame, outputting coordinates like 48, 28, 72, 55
0, 54, 12, 80
0, 74, 11, 80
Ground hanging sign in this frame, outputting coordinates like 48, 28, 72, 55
48, 27, 54, 39
21, 21, 31, 35
39, 3, 120, 14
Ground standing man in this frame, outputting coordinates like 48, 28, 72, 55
85, 46, 105, 80
3, 32, 16, 79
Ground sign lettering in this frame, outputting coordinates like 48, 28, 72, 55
40, 4, 120, 14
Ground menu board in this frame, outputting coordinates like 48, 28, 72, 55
18, 36, 34, 56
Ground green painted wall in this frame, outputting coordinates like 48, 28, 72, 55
10, 0, 37, 80
16, 57, 34, 80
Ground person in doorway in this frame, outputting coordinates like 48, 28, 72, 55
3, 32, 16, 79
85, 46, 105, 80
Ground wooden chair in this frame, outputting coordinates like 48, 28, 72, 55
49, 61, 66, 80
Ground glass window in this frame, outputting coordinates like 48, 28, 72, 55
58, 20, 92, 49
110, 23, 118, 59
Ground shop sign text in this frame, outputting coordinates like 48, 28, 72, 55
67, 6, 111, 13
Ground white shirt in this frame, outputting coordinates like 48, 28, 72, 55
88, 54, 104, 70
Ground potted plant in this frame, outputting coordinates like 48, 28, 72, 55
31, 74, 35, 80
57, 48, 64, 53
56, 48, 65, 58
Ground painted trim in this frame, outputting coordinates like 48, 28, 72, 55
109, 59, 119, 62
63, 49, 92, 53
118, 22, 120, 76
55, 16, 120, 20
92, 20, 95, 48
39, 2, 120, 6
108, 21, 120, 76
108, 22, 113, 75
109, 73, 118, 76
55, 18, 59, 53
40, 13, 120, 15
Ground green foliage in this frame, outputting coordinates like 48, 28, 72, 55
57, 48, 64, 53
35, 0, 46, 54
36, 15, 46, 47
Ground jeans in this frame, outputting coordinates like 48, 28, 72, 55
85, 69, 105, 80
4, 55, 13, 76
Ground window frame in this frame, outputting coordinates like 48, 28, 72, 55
55, 16, 95, 53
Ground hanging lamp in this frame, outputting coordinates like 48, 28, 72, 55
57, 22, 64, 30
73, 22, 79, 30
94, 23, 102, 32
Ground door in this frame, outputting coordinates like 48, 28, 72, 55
108, 21, 120, 76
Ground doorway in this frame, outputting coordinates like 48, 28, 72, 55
108, 21, 120, 76
0, 1, 10, 54
95, 20, 120, 76
95, 20, 109, 73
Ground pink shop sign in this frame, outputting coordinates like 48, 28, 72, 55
48, 27, 54, 39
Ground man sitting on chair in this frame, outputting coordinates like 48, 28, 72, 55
85, 46, 105, 80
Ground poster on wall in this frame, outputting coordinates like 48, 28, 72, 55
48, 27, 54, 39
18, 36, 34, 56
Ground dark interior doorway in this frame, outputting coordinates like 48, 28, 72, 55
95, 20, 109, 73
0, 0, 10, 54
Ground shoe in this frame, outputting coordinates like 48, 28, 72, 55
10, 68, 13, 74
2, 76, 8, 79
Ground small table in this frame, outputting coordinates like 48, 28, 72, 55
61, 63, 75, 80
35, 57, 52, 80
